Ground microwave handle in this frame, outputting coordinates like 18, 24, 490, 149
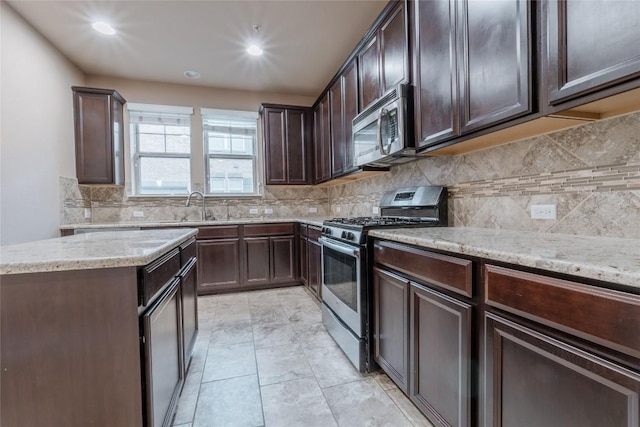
377, 108, 391, 155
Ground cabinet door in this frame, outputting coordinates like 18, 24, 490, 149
458, 0, 532, 134
544, 0, 640, 106
342, 59, 359, 174
142, 278, 183, 427
359, 36, 381, 110
484, 313, 640, 427
300, 235, 309, 286
313, 97, 332, 183
329, 78, 345, 177
380, 1, 408, 93
271, 236, 296, 283
373, 267, 409, 392
264, 107, 287, 185
179, 258, 198, 370
410, 283, 472, 427
73, 90, 121, 184
245, 237, 271, 286
196, 238, 241, 293
414, 0, 459, 147
286, 109, 309, 184
307, 239, 322, 300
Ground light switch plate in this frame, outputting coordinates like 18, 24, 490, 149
264, 208, 274, 214
372, 207, 380, 215
84, 208, 91, 219
249, 208, 259, 214
309, 207, 318, 213
133, 210, 144, 218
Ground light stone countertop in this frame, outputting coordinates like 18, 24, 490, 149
0, 228, 198, 275
368, 227, 640, 290
59, 217, 329, 230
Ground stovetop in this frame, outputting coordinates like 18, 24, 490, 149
325, 216, 439, 228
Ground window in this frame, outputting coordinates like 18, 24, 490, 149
202, 108, 260, 196
129, 104, 193, 195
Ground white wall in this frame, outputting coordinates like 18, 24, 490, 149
1, 3, 85, 245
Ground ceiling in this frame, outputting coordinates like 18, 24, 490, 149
7, 0, 388, 97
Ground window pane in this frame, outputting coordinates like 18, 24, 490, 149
138, 134, 165, 152
231, 135, 253, 155
207, 132, 230, 153
138, 123, 165, 134
165, 125, 190, 135
166, 135, 190, 153
139, 157, 190, 195
208, 158, 254, 194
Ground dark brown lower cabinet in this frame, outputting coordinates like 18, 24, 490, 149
179, 257, 198, 372
197, 238, 241, 293
484, 313, 640, 427
245, 237, 271, 285
271, 236, 296, 282
373, 267, 409, 392
141, 277, 184, 427
409, 283, 472, 427
307, 238, 322, 299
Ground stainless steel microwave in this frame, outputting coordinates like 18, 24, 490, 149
352, 84, 414, 168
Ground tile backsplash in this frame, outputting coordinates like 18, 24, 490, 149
62, 111, 640, 238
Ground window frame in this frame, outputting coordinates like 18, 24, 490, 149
201, 108, 262, 197
128, 103, 193, 196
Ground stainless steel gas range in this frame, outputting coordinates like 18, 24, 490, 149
319, 186, 448, 372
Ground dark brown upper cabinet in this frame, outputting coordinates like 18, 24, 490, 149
72, 86, 126, 185
262, 104, 311, 185
542, 0, 640, 110
313, 95, 332, 184
413, 0, 533, 148
358, 0, 409, 111
329, 59, 359, 178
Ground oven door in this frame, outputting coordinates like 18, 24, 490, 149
319, 236, 364, 337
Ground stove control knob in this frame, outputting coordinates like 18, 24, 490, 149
341, 231, 347, 239
347, 232, 355, 241
323, 227, 331, 235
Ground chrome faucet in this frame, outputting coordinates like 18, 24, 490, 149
185, 191, 210, 221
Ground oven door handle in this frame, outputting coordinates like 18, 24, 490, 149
318, 237, 360, 259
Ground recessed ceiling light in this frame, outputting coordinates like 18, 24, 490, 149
184, 71, 201, 79
92, 21, 116, 35
247, 45, 263, 56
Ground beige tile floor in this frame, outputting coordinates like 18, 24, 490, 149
173, 286, 434, 427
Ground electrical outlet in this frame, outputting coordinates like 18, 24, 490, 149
133, 210, 144, 218
336, 206, 341, 213
249, 208, 259, 214
309, 207, 318, 213
264, 208, 273, 214
83, 208, 91, 219
531, 204, 556, 220
372, 207, 380, 215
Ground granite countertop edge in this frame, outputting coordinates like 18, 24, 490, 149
368, 228, 640, 290
59, 217, 328, 229
1, 228, 198, 275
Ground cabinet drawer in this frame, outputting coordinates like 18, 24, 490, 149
307, 226, 322, 241
179, 237, 196, 266
484, 264, 640, 358
244, 223, 295, 237
197, 225, 239, 239
373, 240, 473, 297
140, 248, 181, 306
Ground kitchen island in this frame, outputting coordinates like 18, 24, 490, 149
1, 228, 198, 427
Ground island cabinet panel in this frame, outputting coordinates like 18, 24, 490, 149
1, 267, 143, 427
410, 283, 472, 427
484, 313, 640, 427
141, 277, 183, 427
542, 0, 640, 108
373, 267, 410, 392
